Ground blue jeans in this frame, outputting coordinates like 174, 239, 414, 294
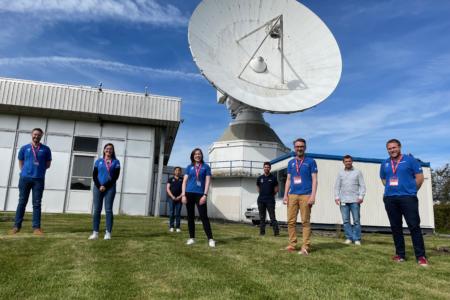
340, 202, 361, 241
168, 198, 182, 228
92, 185, 116, 233
14, 176, 45, 229
383, 196, 426, 259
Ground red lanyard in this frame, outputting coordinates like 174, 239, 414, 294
104, 159, 112, 173
31, 143, 40, 162
295, 158, 304, 176
194, 163, 202, 180
390, 155, 403, 175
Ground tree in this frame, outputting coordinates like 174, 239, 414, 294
432, 164, 450, 203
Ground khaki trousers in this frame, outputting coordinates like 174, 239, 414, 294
287, 194, 312, 250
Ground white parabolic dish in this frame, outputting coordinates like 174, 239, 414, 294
188, 0, 342, 113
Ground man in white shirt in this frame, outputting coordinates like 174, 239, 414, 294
334, 155, 366, 245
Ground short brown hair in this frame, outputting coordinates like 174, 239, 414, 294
386, 139, 401, 147
32, 128, 43, 134
343, 155, 353, 161
293, 138, 306, 146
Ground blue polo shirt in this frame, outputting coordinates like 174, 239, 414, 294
94, 157, 121, 185
185, 163, 211, 194
287, 157, 318, 195
18, 143, 52, 179
380, 154, 422, 197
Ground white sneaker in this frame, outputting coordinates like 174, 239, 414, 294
104, 231, 111, 240
169, 228, 174, 232
344, 239, 352, 245
354, 240, 361, 246
186, 238, 195, 245
88, 231, 98, 240
208, 239, 216, 248
176, 228, 181, 233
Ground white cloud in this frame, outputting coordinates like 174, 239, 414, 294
0, 0, 188, 26
0, 56, 203, 81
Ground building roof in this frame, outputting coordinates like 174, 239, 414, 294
0, 77, 181, 163
271, 151, 431, 167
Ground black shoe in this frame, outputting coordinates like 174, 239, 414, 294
274, 231, 280, 236
260, 231, 266, 236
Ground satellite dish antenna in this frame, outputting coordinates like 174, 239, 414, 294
188, 0, 342, 114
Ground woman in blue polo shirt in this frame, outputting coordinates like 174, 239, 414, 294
88, 143, 121, 240
181, 148, 215, 247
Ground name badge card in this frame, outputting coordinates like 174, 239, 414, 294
293, 176, 302, 185
389, 177, 399, 186
196, 181, 202, 187
33, 161, 40, 166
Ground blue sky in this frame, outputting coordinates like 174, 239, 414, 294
0, 0, 449, 168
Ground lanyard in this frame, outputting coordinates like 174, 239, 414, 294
194, 163, 202, 180
295, 158, 304, 176
31, 143, 40, 162
390, 155, 403, 175
104, 159, 112, 173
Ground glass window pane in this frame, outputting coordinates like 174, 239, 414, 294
70, 177, 92, 190
72, 156, 94, 177
73, 137, 98, 152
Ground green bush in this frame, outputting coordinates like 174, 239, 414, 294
434, 203, 450, 233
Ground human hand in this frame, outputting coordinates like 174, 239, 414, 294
283, 195, 289, 205
335, 199, 340, 206
181, 195, 187, 204
307, 196, 315, 205
357, 198, 364, 204
199, 195, 207, 205
100, 186, 106, 192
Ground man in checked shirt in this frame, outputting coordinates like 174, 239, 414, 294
334, 155, 366, 245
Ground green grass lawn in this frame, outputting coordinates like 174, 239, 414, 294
1, 213, 449, 300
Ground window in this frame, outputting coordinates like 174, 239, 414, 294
70, 155, 94, 190
277, 168, 287, 198
73, 137, 98, 152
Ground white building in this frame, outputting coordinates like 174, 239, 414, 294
209, 152, 435, 232
0, 77, 181, 216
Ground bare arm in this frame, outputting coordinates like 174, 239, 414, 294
181, 175, 188, 204
381, 179, 386, 186
166, 183, 175, 200
283, 174, 291, 204
274, 185, 279, 196
19, 160, 24, 170
416, 173, 424, 190
199, 175, 211, 205
308, 173, 318, 205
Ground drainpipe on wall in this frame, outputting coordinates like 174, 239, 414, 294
153, 128, 166, 217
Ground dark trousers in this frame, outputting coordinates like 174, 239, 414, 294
383, 196, 426, 259
258, 201, 279, 234
14, 176, 45, 229
186, 192, 213, 239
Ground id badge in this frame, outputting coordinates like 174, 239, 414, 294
389, 177, 399, 186
196, 181, 202, 187
33, 161, 40, 166
293, 176, 302, 184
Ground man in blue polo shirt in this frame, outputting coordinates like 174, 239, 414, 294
380, 138, 428, 267
10, 128, 52, 235
256, 162, 279, 236
283, 138, 318, 255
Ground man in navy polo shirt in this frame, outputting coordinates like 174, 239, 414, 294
10, 128, 52, 235
256, 162, 279, 236
166, 166, 183, 232
283, 138, 318, 255
380, 139, 428, 267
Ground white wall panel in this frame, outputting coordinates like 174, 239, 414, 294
126, 140, 151, 157
10, 156, 21, 187
75, 121, 100, 137
47, 119, 74, 135
16, 132, 32, 148
123, 157, 150, 193
128, 126, 153, 141
0, 187, 6, 211
0, 148, 13, 187
0, 114, 18, 129
46, 135, 72, 152
45, 152, 70, 190
120, 194, 146, 215
19, 116, 46, 131
101, 123, 127, 139
6, 188, 32, 212
66, 191, 92, 213
0, 131, 16, 148
42, 190, 65, 213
